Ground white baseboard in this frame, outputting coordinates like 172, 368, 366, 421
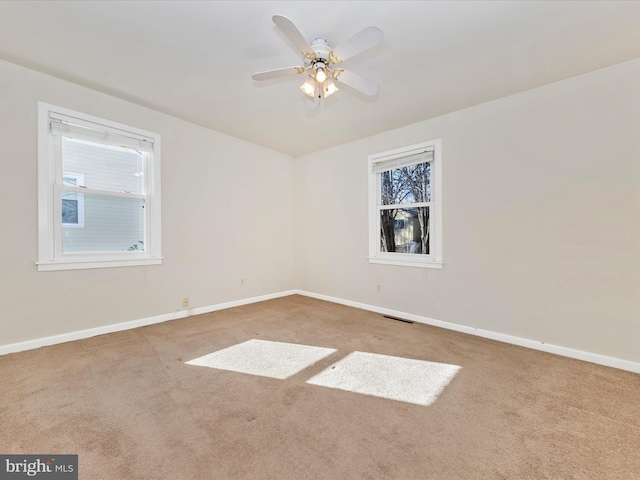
2, 289, 638, 374
293, 290, 640, 374
0, 290, 297, 356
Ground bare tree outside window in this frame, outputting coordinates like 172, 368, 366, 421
379, 162, 430, 255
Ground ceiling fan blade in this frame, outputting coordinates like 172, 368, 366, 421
252, 66, 304, 81
272, 15, 315, 57
330, 26, 384, 64
332, 69, 379, 96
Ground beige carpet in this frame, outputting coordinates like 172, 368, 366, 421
1, 295, 638, 479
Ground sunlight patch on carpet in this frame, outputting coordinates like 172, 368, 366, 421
306, 351, 461, 406
186, 339, 337, 380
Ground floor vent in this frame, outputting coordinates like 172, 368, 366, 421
383, 315, 414, 324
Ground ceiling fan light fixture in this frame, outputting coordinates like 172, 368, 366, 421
322, 78, 339, 98
314, 63, 327, 83
300, 76, 317, 97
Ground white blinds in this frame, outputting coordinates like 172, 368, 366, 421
50, 113, 154, 153
372, 148, 434, 174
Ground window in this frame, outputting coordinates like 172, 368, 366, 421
61, 172, 85, 228
37, 102, 162, 271
394, 219, 406, 231
368, 140, 442, 268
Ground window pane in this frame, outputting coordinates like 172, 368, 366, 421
62, 137, 144, 194
62, 193, 145, 253
381, 162, 430, 205
61, 173, 84, 227
62, 197, 79, 224
380, 206, 429, 255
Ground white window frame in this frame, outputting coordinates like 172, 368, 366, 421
368, 139, 443, 269
37, 101, 162, 271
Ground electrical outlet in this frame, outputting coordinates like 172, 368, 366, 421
377, 284, 381, 293
240, 278, 245, 286
182, 297, 189, 308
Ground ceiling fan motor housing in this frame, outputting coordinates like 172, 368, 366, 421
310, 38, 331, 63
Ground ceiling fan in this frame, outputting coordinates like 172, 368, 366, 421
251, 15, 384, 109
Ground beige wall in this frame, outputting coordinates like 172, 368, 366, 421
0, 59, 296, 345
294, 59, 640, 363
2, 56, 638, 365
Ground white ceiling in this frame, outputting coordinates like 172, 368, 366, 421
1, 1, 640, 157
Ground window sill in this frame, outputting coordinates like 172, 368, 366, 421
368, 257, 443, 269
36, 257, 163, 272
